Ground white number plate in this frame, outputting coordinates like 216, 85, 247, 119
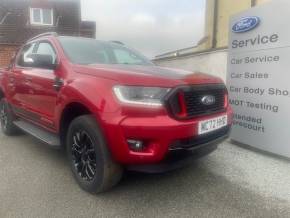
198, 115, 228, 135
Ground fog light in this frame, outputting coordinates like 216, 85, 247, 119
127, 139, 144, 151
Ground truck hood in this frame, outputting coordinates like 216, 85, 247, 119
72, 64, 223, 87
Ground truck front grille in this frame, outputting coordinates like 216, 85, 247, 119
166, 84, 227, 119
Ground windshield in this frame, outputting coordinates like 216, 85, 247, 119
58, 37, 154, 66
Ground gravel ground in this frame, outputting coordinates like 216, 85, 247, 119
0, 132, 290, 218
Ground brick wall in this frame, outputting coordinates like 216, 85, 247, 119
0, 45, 19, 68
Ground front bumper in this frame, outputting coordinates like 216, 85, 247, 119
126, 130, 230, 173
102, 107, 233, 165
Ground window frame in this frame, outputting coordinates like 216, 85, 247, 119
30, 7, 54, 26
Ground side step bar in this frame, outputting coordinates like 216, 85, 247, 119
13, 120, 61, 148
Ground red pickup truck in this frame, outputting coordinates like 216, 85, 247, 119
0, 33, 232, 193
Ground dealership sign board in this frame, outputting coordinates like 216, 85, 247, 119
227, 0, 290, 157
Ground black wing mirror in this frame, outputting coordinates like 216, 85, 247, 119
26, 54, 57, 70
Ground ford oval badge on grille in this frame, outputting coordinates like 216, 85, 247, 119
232, 16, 260, 33
201, 95, 216, 106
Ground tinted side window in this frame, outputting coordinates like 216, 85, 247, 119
36, 42, 57, 64
17, 43, 36, 67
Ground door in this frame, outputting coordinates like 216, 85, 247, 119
10, 42, 37, 114
24, 41, 59, 129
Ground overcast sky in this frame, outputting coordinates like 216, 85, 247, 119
81, 0, 206, 58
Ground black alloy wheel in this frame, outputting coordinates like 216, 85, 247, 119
67, 115, 123, 193
71, 130, 97, 181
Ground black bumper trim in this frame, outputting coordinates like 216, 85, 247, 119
126, 133, 229, 173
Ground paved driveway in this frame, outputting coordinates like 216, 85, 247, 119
0, 132, 290, 218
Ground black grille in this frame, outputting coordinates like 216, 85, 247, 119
167, 84, 227, 119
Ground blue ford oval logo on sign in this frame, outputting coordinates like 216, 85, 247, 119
232, 16, 260, 33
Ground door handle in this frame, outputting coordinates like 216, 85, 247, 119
53, 77, 64, 91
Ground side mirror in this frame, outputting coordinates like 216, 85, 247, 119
26, 54, 57, 70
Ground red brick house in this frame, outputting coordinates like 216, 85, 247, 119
0, 0, 96, 67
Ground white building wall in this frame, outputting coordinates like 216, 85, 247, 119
154, 49, 228, 82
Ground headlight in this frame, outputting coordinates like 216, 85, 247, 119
113, 86, 171, 107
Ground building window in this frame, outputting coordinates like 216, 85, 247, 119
30, 8, 53, 26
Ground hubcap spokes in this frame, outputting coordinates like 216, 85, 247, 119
71, 130, 97, 181
0, 104, 8, 130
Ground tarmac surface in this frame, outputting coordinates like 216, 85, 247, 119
1, 132, 290, 218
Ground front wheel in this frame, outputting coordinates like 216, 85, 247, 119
66, 115, 123, 194
0, 98, 18, 135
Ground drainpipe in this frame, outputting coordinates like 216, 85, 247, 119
204, 0, 218, 50
251, 0, 257, 7
212, 0, 218, 48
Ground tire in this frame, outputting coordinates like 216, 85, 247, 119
0, 98, 18, 135
66, 115, 123, 194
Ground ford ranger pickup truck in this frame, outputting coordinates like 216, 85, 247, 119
0, 32, 233, 193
